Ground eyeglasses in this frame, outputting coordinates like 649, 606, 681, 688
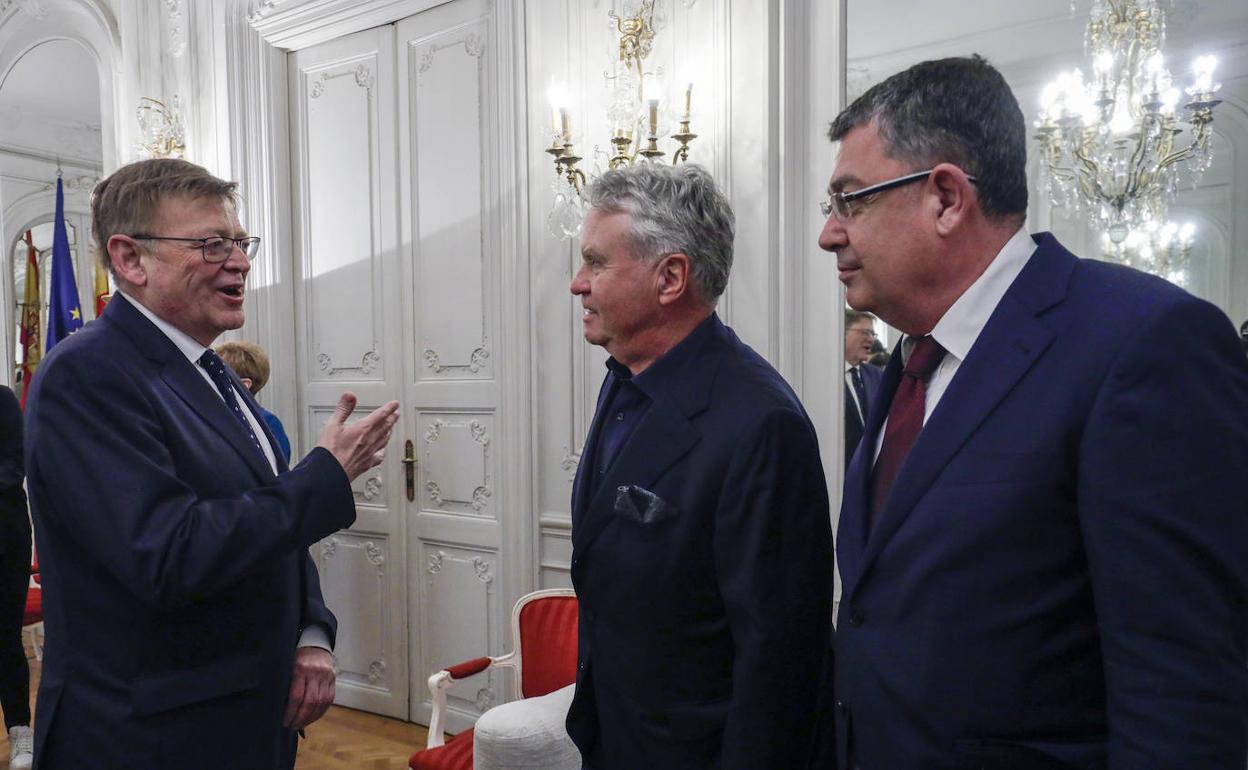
131, 235, 262, 263
849, 328, 878, 339
819, 169, 978, 220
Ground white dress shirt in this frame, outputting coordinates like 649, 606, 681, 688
113, 291, 329, 651
874, 227, 1037, 458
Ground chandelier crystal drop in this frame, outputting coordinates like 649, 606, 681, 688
1034, 0, 1220, 246
1100, 218, 1196, 287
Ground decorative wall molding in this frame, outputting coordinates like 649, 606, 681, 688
420, 413, 494, 516
246, 0, 456, 50
321, 537, 338, 558
428, 549, 445, 574
163, 0, 188, 57
316, 349, 380, 375
364, 541, 385, 568
475, 687, 496, 711
422, 342, 489, 374
368, 659, 387, 683
559, 447, 579, 482
472, 556, 493, 583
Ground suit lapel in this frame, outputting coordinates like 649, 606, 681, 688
571, 377, 614, 527
161, 360, 277, 482
104, 297, 277, 482
838, 350, 902, 584
571, 396, 701, 554
847, 236, 1074, 598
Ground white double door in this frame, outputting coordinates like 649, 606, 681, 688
287, 0, 511, 729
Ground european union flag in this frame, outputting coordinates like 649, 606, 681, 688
46, 176, 83, 351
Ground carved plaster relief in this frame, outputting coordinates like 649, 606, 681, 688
421, 544, 498, 715
300, 53, 386, 385
316, 533, 391, 693
311, 406, 389, 508
420, 415, 494, 517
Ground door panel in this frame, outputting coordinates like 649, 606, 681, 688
289, 25, 408, 719
398, 0, 503, 730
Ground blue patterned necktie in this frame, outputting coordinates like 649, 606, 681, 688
197, 349, 267, 459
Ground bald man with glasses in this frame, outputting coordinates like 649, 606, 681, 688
816, 56, 1248, 770
24, 158, 399, 770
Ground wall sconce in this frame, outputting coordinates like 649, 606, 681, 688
136, 96, 186, 159
545, 0, 699, 239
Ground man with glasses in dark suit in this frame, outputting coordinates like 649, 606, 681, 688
818, 55, 1248, 770
24, 158, 399, 769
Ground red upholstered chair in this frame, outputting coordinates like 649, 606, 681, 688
409, 588, 578, 770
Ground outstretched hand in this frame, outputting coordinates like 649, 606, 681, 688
316, 393, 400, 481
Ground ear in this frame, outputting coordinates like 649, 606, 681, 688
928, 163, 976, 236
655, 252, 692, 306
108, 234, 148, 288
240, 377, 255, 391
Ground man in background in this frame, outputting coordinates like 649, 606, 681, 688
0, 385, 32, 770
25, 158, 399, 769
566, 163, 832, 770
843, 309, 882, 467
820, 55, 1248, 769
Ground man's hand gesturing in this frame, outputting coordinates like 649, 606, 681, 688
316, 393, 400, 481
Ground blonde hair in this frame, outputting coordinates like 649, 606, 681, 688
214, 341, 271, 395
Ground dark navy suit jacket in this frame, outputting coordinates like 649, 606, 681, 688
844, 362, 883, 468
24, 295, 355, 770
566, 314, 834, 770
833, 234, 1248, 769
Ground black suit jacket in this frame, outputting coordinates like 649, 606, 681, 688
25, 295, 355, 770
566, 314, 833, 770
843, 363, 882, 468
832, 234, 1248, 769
0, 386, 30, 561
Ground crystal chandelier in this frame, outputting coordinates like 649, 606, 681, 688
135, 96, 186, 159
544, 0, 699, 240
1034, 0, 1221, 245
1100, 218, 1196, 286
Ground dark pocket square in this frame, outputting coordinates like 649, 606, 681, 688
613, 485, 679, 524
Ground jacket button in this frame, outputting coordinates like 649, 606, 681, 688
578, 662, 585, 671
848, 610, 864, 627
571, 558, 580, 568
835, 700, 848, 714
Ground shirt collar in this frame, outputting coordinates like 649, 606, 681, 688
915, 226, 1036, 363
604, 312, 719, 400
114, 290, 210, 366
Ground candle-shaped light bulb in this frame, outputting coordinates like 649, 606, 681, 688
560, 108, 572, 143
643, 79, 663, 137
1191, 55, 1218, 94
1179, 222, 1196, 244
547, 81, 570, 139
683, 82, 693, 118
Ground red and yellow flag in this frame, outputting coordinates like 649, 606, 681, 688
19, 230, 41, 407
94, 260, 111, 317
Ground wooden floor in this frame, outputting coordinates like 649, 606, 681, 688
1, 637, 429, 770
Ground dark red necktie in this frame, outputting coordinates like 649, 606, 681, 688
870, 335, 946, 527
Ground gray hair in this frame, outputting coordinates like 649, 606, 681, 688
829, 55, 1028, 220
586, 163, 734, 303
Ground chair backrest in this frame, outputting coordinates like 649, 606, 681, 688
514, 589, 578, 699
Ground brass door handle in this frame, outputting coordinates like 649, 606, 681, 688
402, 439, 417, 502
